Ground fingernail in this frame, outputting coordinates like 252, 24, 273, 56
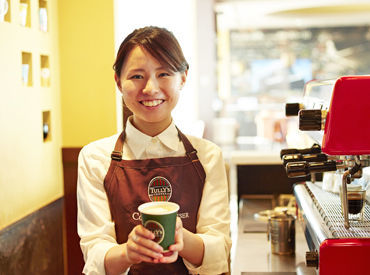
162, 251, 173, 257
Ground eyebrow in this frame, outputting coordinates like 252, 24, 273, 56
127, 68, 145, 73
128, 65, 168, 72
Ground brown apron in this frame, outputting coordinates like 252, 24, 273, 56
104, 128, 206, 275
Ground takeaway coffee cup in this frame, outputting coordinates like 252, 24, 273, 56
138, 201, 179, 253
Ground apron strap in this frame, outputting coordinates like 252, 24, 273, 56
176, 127, 206, 182
111, 131, 125, 161
175, 126, 198, 159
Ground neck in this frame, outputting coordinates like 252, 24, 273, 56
131, 116, 172, 137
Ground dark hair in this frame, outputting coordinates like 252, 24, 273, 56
113, 26, 189, 77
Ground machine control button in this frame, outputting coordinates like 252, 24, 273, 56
285, 103, 302, 116
299, 109, 323, 131
306, 251, 319, 268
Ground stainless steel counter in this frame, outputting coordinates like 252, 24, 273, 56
231, 198, 316, 275
232, 221, 317, 274
226, 149, 317, 274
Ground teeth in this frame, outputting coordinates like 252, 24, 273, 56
141, 100, 163, 107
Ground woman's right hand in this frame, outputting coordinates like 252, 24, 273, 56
125, 224, 164, 264
105, 225, 164, 275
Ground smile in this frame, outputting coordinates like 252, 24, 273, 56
140, 100, 164, 107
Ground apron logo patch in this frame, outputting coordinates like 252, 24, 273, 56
148, 176, 172, 202
144, 220, 164, 243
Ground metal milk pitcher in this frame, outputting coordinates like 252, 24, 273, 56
267, 209, 295, 255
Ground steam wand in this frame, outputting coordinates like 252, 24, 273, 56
342, 156, 362, 229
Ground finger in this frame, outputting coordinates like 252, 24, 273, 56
175, 217, 183, 230
127, 240, 163, 261
131, 233, 163, 253
129, 225, 159, 249
134, 225, 155, 240
159, 251, 178, 263
127, 227, 164, 262
170, 223, 183, 252
169, 242, 182, 252
127, 249, 158, 263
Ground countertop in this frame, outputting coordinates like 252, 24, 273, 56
225, 145, 316, 274
231, 198, 317, 275
229, 150, 282, 165
232, 221, 317, 275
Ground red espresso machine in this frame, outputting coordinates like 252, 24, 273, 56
281, 76, 370, 275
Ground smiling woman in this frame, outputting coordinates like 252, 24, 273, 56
77, 26, 231, 275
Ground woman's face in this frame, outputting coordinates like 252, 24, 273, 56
116, 46, 186, 135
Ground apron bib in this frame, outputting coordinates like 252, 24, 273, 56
104, 128, 206, 275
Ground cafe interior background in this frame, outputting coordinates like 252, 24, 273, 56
1, 0, 370, 274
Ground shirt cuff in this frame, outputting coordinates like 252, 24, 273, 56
82, 242, 120, 275
182, 234, 229, 275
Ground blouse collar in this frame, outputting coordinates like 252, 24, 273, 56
125, 117, 180, 158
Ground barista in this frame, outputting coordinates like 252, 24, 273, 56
77, 26, 231, 275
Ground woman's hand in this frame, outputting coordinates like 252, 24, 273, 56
159, 217, 184, 263
105, 220, 184, 274
105, 225, 165, 275
126, 224, 164, 264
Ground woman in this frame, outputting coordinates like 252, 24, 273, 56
77, 26, 231, 275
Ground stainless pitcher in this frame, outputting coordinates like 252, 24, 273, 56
267, 209, 295, 255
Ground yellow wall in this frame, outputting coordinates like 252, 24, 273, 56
0, 0, 63, 229
58, 0, 117, 147
0, 0, 116, 230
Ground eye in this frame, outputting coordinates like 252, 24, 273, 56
129, 74, 143, 79
158, 72, 171, 78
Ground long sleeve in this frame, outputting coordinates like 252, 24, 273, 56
77, 138, 123, 275
183, 139, 232, 274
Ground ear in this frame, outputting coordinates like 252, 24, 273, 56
180, 70, 188, 89
114, 74, 123, 92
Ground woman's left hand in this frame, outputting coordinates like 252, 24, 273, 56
158, 217, 184, 263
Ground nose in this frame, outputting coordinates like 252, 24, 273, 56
142, 76, 159, 94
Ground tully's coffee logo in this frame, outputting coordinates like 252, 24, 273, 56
148, 176, 172, 202
144, 220, 164, 243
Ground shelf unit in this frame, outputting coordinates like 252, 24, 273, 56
0, 0, 62, 230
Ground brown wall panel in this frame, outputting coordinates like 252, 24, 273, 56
0, 198, 64, 275
62, 147, 84, 275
